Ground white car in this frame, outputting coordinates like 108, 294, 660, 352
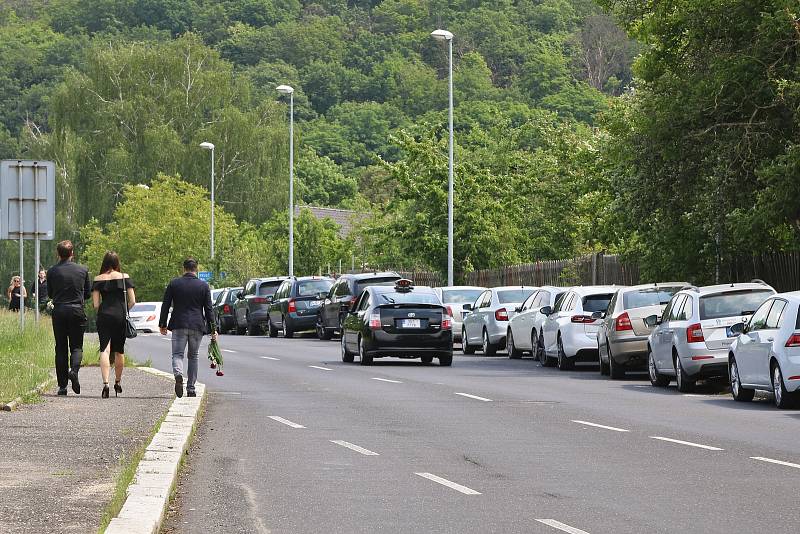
506, 286, 567, 360
433, 286, 486, 343
541, 286, 620, 370
129, 301, 163, 333
728, 291, 800, 408
462, 286, 537, 355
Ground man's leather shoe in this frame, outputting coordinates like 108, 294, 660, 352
187, 391, 196, 397
68, 370, 80, 394
57, 388, 67, 396
174, 375, 183, 398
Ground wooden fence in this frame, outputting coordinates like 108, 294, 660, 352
728, 252, 800, 292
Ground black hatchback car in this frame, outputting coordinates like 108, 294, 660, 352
267, 276, 335, 338
213, 286, 242, 334
340, 280, 453, 366
316, 271, 402, 340
233, 277, 288, 335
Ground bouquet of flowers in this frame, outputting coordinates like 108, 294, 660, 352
208, 326, 224, 376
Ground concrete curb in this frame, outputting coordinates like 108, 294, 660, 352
1, 377, 54, 412
105, 367, 205, 534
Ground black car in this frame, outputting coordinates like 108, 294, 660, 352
267, 276, 335, 338
316, 271, 402, 340
233, 277, 288, 335
213, 286, 242, 334
340, 280, 453, 366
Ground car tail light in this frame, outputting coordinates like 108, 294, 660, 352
785, 333, 800, 347
223, 304, 231, 314
614, 312, 632, 331
571, 315, 594, 323
369, 312, 381, 330
495, 308, 509, 321
146, 315, 155, 322
691, 355, 714, 361
252, 297, 267, 304
687, 323, 705, 343
442, 313, 453, 330
288, 299, 297, 313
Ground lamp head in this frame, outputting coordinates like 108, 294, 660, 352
199, 142, 215, 150
431, 29, 453, 41
276, 85, 294, 95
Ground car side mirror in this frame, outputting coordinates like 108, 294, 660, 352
463, 303, 473, 311
591, 311, 605, 320
644, 314, 660, 327
265, 295, 274, 303
729, 322, 745, 335
540, 306, 553, 316
237, 291, 244, 300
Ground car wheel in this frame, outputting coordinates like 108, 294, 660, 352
267, 317, 278, 338
598, 342, 609, 376
482, 330, 497, 356
341, 334, 354, 363
317, 319, 332, 341
359, 336, 373, 365
557, 336, 574, 370
648, 349, 670, 387
421, 355, 434, 364
507, 329, 522, 359
729, 357, 754, 402
608, 343, 625, 379
538, 331, 554, 367
439, 352, 453, 367
282, 316, 294, 339
675, 353, 695, 393
772, 362, 798, 409
462, 328, 476, 355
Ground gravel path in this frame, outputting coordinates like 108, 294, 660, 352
0, 367, 173, 533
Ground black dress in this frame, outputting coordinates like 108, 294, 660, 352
94, 277, 135, 354
8, 286, 22, 310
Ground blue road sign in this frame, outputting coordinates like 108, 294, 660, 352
198, 271, 212, 282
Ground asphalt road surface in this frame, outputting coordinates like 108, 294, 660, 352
129, 332, 800, 534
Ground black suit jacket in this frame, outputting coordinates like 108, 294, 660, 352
159, 273, 213, 333
47, 260, 90, 307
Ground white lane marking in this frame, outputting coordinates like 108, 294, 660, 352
267, 416, 305, 429
222, 349, 237, 353
572, 420, 629, 432
535, 519, 591, 534
260, 356, 280, 360
414, 473, 481, 495
372, 377, 402, 383
330, 440, 379, 456
751, 456, 800, 470
309, 365, 333, 371
682, 394, 704, 397
650, 436, 723, 451
454, 392, 492, 402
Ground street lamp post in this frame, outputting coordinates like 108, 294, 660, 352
431, 29, 454, 287
199, 142, 215, 261
277, 84, 295, 277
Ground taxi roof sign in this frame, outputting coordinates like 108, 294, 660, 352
394, 278, 414, 291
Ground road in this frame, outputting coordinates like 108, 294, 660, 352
128, 332, 800, 534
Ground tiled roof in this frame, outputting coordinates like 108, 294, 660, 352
294, 205, 365, 237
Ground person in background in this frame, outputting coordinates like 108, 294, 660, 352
47, 240, 91, 396
30, 269, 48, 312
92, 252, 136, 399
159, 258, 216, 398
6, 276, 27, 311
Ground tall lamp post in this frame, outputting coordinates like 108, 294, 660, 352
431, 29, 454, 286
199, 142, 215, 261
276, 84, 295, 277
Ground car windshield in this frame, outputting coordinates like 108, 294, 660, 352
623, 287, 682, 310
257, 282, 282, 296
583, 294, 615, 312
700, 290, 773, 320
497, 289, 535, 304
131, 304, 156, 312
441, 289, 484, 304
297, 280, 333, 297
355, 277, 400, 294
377, 291, 440, 305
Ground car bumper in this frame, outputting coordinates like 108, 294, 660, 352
287, 313, 319, 331
608, 336, 649, 368
249, 310, 270, 324
680, 345, 729, 377
134, 320, 159, 333
367, 331, 453, 356
562, 328, 599, 359
487, 321, 509, 344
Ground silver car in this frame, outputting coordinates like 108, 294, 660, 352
728, 291, 800, 409
646, 282, 776, 392
506, 286, 566, 361
462, 286, 537, 355
433, 286, 486, 343
596, 283, 686, 379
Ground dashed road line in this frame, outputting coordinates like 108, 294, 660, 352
267, 416, 305, 429
260, 356, 280, 360
751, 456, 800, 470
414, 473, 481, 495
535, 519, 591, 534
372, 377, 402, 383
454, 392, 492, 402
650, 436, 723, 451
330, 440, 379, 456
572, 420, 629, 432
309, 365, 333, 371
222, 349, 237, 353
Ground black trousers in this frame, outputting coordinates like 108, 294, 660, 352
52, 305, 87, 388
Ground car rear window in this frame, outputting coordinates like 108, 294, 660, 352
131, 304, 156, 312
355, 277, 400, 294
297, 279, 333, 297
623, 287, 682, 310
257, 282, 282, 296
441, 289, 484, 304
227, 289, 241, 303
376, 291, 440, 305
699, 290, 773, 320
583, 294, 615, 312
497, 289, 535, 304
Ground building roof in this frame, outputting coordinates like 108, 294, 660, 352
294, 205, 365, 237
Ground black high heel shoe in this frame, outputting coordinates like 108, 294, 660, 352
101, 384, 109, 399
114, 381, 122, 397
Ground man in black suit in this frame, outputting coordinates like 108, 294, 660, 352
159, 258, 216, 398
47, 240, 91, 395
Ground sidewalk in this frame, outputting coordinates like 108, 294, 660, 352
0, 367, 174, 533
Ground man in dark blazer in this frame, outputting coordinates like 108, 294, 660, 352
159, 258, 216, 398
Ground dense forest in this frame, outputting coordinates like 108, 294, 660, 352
0, 0, 798, 296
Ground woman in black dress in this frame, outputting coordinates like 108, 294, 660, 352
91, 252, 136, 398
6, 276, 26, 311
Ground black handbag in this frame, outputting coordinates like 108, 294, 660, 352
122, 274, 137, 339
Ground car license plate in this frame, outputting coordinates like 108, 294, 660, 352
401, 319, 421, 328
309, 300, 322, 308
